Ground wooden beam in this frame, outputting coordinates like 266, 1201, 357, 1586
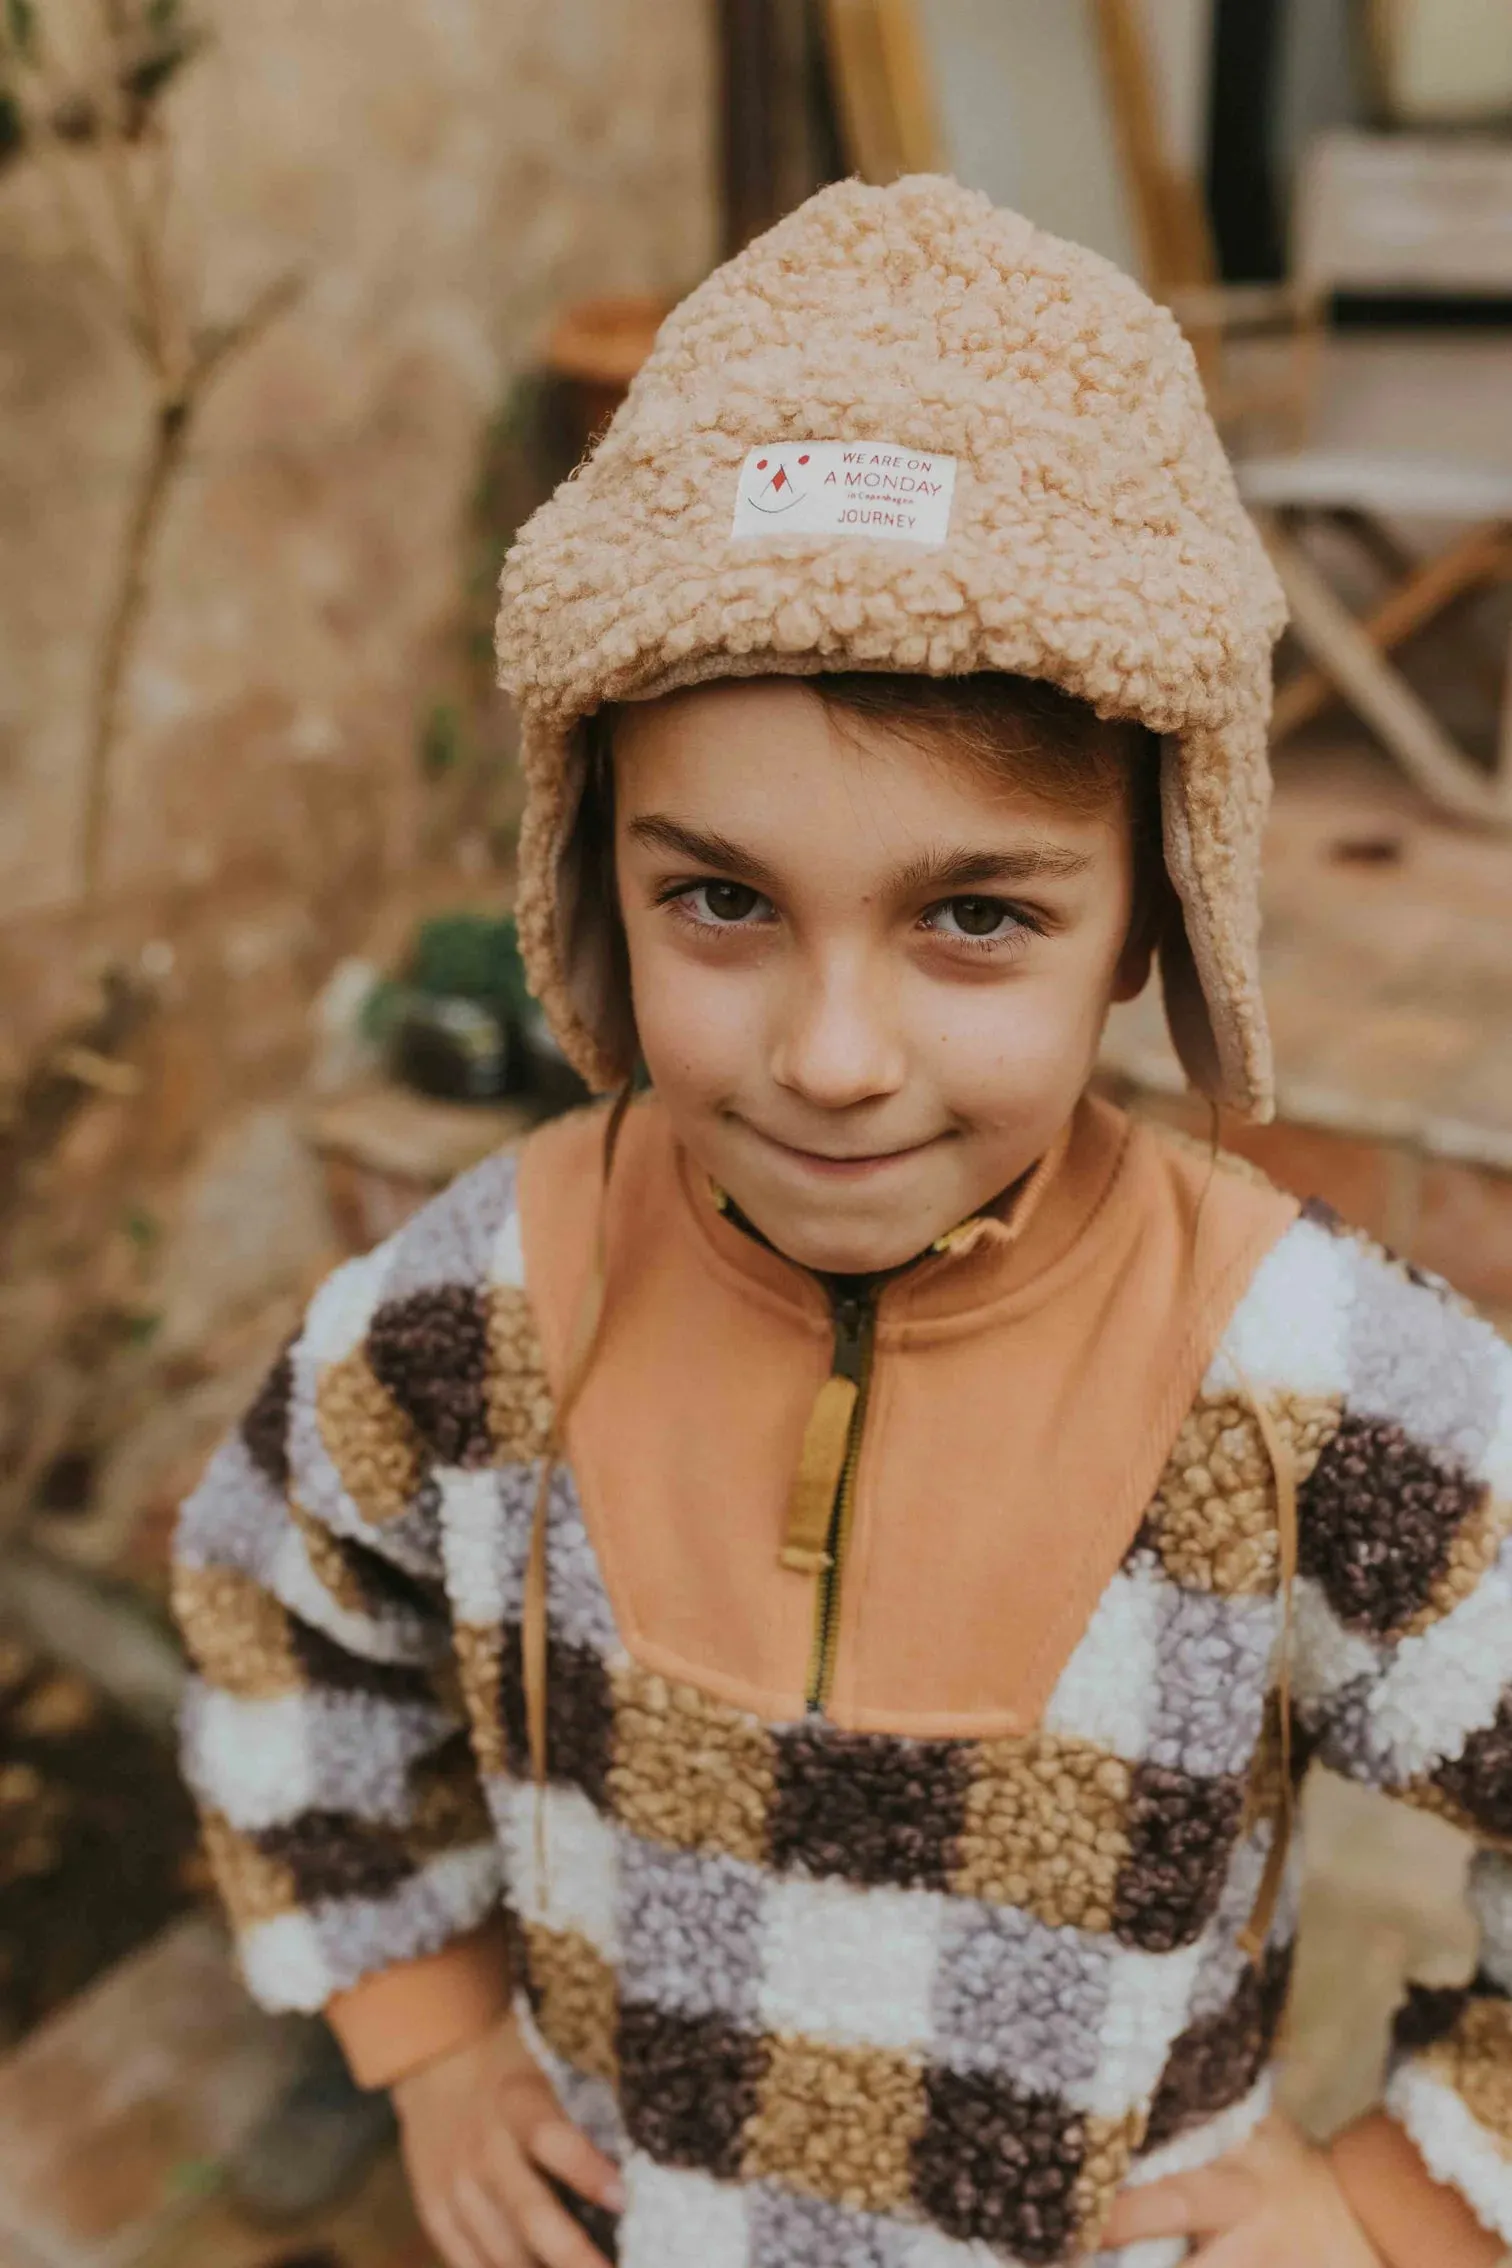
873, 0, 942, 176
717, 0, 780, 257
1092, 0, 1213, 301
822, 0, 901, 183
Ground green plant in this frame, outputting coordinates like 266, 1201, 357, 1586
360, 912, 534, 1045
406, 913, 531, 1017
418, 699, 466, 781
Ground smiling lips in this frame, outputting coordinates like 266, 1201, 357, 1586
749, 1124, 944, 1177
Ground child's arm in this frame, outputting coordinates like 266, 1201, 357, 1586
1282, 1227, 1512, 2266
1287, 1241, 1512, 2267
1109, 1224, 1512, 2267
171, 1231, 509, 2063
172, 1158, 624, 2264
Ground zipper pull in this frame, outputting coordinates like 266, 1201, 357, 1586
778, 1289, 868, 1575
780, 1378, 859, 1573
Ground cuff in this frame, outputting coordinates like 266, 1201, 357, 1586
1330, 2110, 1506, 2268
325, 1916, 513, 2090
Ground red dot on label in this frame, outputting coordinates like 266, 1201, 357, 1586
756, 458, 767, 469
798, 453, 809, 464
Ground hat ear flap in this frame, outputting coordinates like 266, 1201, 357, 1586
1157, 734, 1274, 1123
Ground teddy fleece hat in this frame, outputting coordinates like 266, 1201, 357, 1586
496, 174, 1287, 1120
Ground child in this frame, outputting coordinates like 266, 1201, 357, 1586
173, 177, 1512, 2268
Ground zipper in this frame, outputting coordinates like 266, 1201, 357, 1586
804, 1283, 878, 1714
709, 1176, 1000, 1717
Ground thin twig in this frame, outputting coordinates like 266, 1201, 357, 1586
192, 264, 303, 388
79, 394, 189, 896
78, 267, 302, 895
20, 114, 139, 337
87, 2, 182, 385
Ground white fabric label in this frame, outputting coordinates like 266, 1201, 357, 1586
730, 441, 957, 547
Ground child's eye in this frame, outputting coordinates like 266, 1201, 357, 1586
922, 895, 1027, 945
676, 881, 772, 926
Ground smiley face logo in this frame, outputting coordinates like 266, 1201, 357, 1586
747, 452, 811, 512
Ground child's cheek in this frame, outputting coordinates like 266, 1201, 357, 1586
629, 937, 754, 1105
919, 972, 1105, 1131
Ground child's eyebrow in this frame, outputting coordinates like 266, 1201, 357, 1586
891, 844, 1093, 892
628, 816, 1094, 897
627, 815, 783, 892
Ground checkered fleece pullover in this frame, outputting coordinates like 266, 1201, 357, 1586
174, 1140, 1512, 2268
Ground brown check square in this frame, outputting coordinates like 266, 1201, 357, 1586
608, 1662, 776, 1865
520, 1922, 619, 2083
769, 1723, 972, 1891
1149, 1392, 1340, 1598
201, 1811, 299, 1928
953, 1733, 1132, 1933
743, 2036, 926, 2215
617, 2002, 768, 2178
314, 1347, 422, 1526
497, 1622, 616, 1804
913, 2065, 1091, 2262
1112, 1763, 1246, 1953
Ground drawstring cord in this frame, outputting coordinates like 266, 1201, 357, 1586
524, 1080, 635, 1887
1197, 1099, 1301, 1964
1236, 1364, 1300, 1963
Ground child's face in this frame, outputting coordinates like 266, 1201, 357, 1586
612, 679, 1153, 1274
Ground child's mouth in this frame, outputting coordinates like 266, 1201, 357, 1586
747, 1124, 943, 1179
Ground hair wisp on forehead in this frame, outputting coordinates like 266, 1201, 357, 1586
807, 670, 1157, 819
592, 671, 1154, 815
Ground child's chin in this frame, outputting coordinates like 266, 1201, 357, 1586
759, 1203, 941, 1277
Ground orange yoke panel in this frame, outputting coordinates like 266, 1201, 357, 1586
516, 1092, 1299, 1737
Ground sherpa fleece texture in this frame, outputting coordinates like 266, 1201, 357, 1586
173, 1105, 1512, 2266
495, 175, 1287, 1119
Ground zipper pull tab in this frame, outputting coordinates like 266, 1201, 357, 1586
780, 1374, 860, 1573
779, 1288, 870, 1575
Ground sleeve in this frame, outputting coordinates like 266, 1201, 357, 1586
171, 1152, 528, 2065
1284, 1204, 1512, 2263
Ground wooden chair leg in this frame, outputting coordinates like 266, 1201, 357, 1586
1325, 507, 1416, 583
1262, 520, 1512, 826
1271, 518, 1512, 742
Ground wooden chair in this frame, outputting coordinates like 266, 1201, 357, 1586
826, 0, 1512, 823
1228, 129, 1512, 826
1095, 0, 1512, 825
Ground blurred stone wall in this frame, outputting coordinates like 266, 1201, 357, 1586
0, 0, 714, 1547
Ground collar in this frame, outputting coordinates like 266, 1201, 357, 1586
676, 1096, 1131, 1341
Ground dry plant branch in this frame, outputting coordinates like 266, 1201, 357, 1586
3, 0, 303, 894
0, 0, 309, 1543
80, 265, 303, 895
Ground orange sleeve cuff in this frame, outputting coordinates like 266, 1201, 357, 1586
324, 1916, 513, 2090
1329, 2110, 1505, 2268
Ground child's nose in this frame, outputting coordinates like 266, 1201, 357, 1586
768, 956, 909, 1108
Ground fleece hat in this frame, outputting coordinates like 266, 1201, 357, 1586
496, 174, 1287, 1120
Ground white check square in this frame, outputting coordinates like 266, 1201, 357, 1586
758, 1874, 941, 2051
